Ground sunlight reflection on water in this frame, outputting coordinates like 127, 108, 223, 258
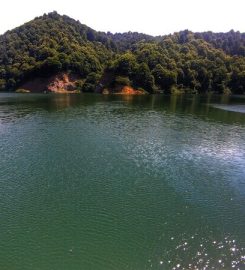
211, 104, 245, 113
152, 234, 245, 269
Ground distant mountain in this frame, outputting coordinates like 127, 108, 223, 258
0, 11, 244, 94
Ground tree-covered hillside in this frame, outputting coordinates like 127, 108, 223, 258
0, 11, 244, 94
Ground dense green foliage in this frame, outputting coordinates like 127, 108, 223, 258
0, 12, 244, 94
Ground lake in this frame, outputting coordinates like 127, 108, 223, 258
0, 93, 244, 270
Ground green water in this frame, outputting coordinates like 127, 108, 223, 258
0, 93, 244, 270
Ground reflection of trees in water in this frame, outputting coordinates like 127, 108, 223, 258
49, 94, 73, 110
0, 94, 244, 125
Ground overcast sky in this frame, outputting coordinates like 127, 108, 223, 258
0, 0, 244, 35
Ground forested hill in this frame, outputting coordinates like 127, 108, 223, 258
0, 11, 244, 94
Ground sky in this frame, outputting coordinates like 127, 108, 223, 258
0, 0, 244, 36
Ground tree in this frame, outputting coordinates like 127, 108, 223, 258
133, 63, 155, 93
0, 79, 6, 90
114, 76, 131, 86
82, 72, 101, 92
152, 64, 177, 91
114, 52, 137, 76
0, 11, 244, 94
42, 56, 62, 73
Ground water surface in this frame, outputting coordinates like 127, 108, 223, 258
0, 93, 244, 270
